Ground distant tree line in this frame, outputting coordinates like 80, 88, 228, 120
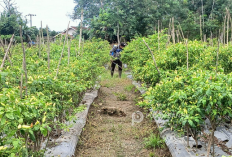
0, 0, 58, 43
72, 0, 232, 42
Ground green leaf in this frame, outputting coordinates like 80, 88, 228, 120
188, 119, 194, 127
13, 141, 19, 148
1, 118, 6, 125
6, 112, 14, 120
40, 127, 48, 137
18, 118, 23, 124
29, 130, 36, 142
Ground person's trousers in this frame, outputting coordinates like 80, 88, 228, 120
111, 59, 122, 72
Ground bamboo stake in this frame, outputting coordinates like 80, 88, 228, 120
200, 15, 202, 41
0, 37, 13, 66
142, 39, 160, 75
178, 22, 185, 39
67, 38, 70, 65
46, 25, 50, 73
172, 17, 175, 44
0, 34, 14, 71
176, 30, 179, 43
186, 39, 189, 71
158, 20, 160, 51
55, 22, 70, 78
211, 31, 213, 46
75, 44, 77, 58
19, 25, 28, 96
230, 16, 232, 43
79, 9, 84, 54
226, 8, 229, 46
224, 15, 226, 45
41, 21, 44, 45
201, 0, 204, 29
216, 37, 219, 78
39, 27, 41, 57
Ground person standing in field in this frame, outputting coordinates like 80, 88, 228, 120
109, 42, 126, 78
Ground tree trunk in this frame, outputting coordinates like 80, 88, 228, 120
216, 38, 219, 78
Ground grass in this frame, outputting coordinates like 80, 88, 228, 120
144, 133, 165, 149
124, 84, 134, 92
113, 92, 127, 101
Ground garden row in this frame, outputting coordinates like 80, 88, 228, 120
122, 33, 232, 156
0, 38, 110, 156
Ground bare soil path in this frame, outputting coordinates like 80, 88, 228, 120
75, 71, 171, 157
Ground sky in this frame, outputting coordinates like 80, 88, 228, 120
1, 0, 80, 32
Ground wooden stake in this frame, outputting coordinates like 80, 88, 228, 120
224, 15, 226, 45
216, 38, 219, 78
142, 39, 160, 75
46, 25, 50, 73
178, 22, 185, 39
0, 34, 14, 71
172, 17, 175, 44
19, 25, 28, 96
0, 37, 13, 66
55, 22, 70, 78
79, 9, 84, 54
158, 20, 160, 51
176, 30, 179, 43
226, 8, 230, 46
39, 27, 41, 57
67, 38, 70, 65
186, 39, 189, 71
200, 15, 202, 41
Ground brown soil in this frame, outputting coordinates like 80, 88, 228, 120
75, 73, 171, 157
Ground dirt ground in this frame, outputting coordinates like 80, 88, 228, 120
75, 71, 171, 157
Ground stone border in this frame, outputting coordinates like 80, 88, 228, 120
45, 88, 99, 157
126, 72, 232, 157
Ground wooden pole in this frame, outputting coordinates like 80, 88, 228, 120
19, 25, 28, 96
55, 22, 70, 78
216, 37, 220, 78
39, 27, 41, 57
224, 15, 226, 45
46, 25, 50, 73
79, 9, 84, 54
0, 37, 13, 66
176, 30, 180, 43
178, 22, 185, 39
0, 34, 14, 71
172, 17, 175, 44
186, 39, 189, 71
142, 39, 160, 75
158, 20, 160, 51
201, 0, 204, 29
67, 38, 70, 65
200, 15, 202, 41
41, 21, 44, 45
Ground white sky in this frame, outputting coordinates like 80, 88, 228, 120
0, 0, 80, 32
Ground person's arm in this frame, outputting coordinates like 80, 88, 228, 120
109, 46, 118, 55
